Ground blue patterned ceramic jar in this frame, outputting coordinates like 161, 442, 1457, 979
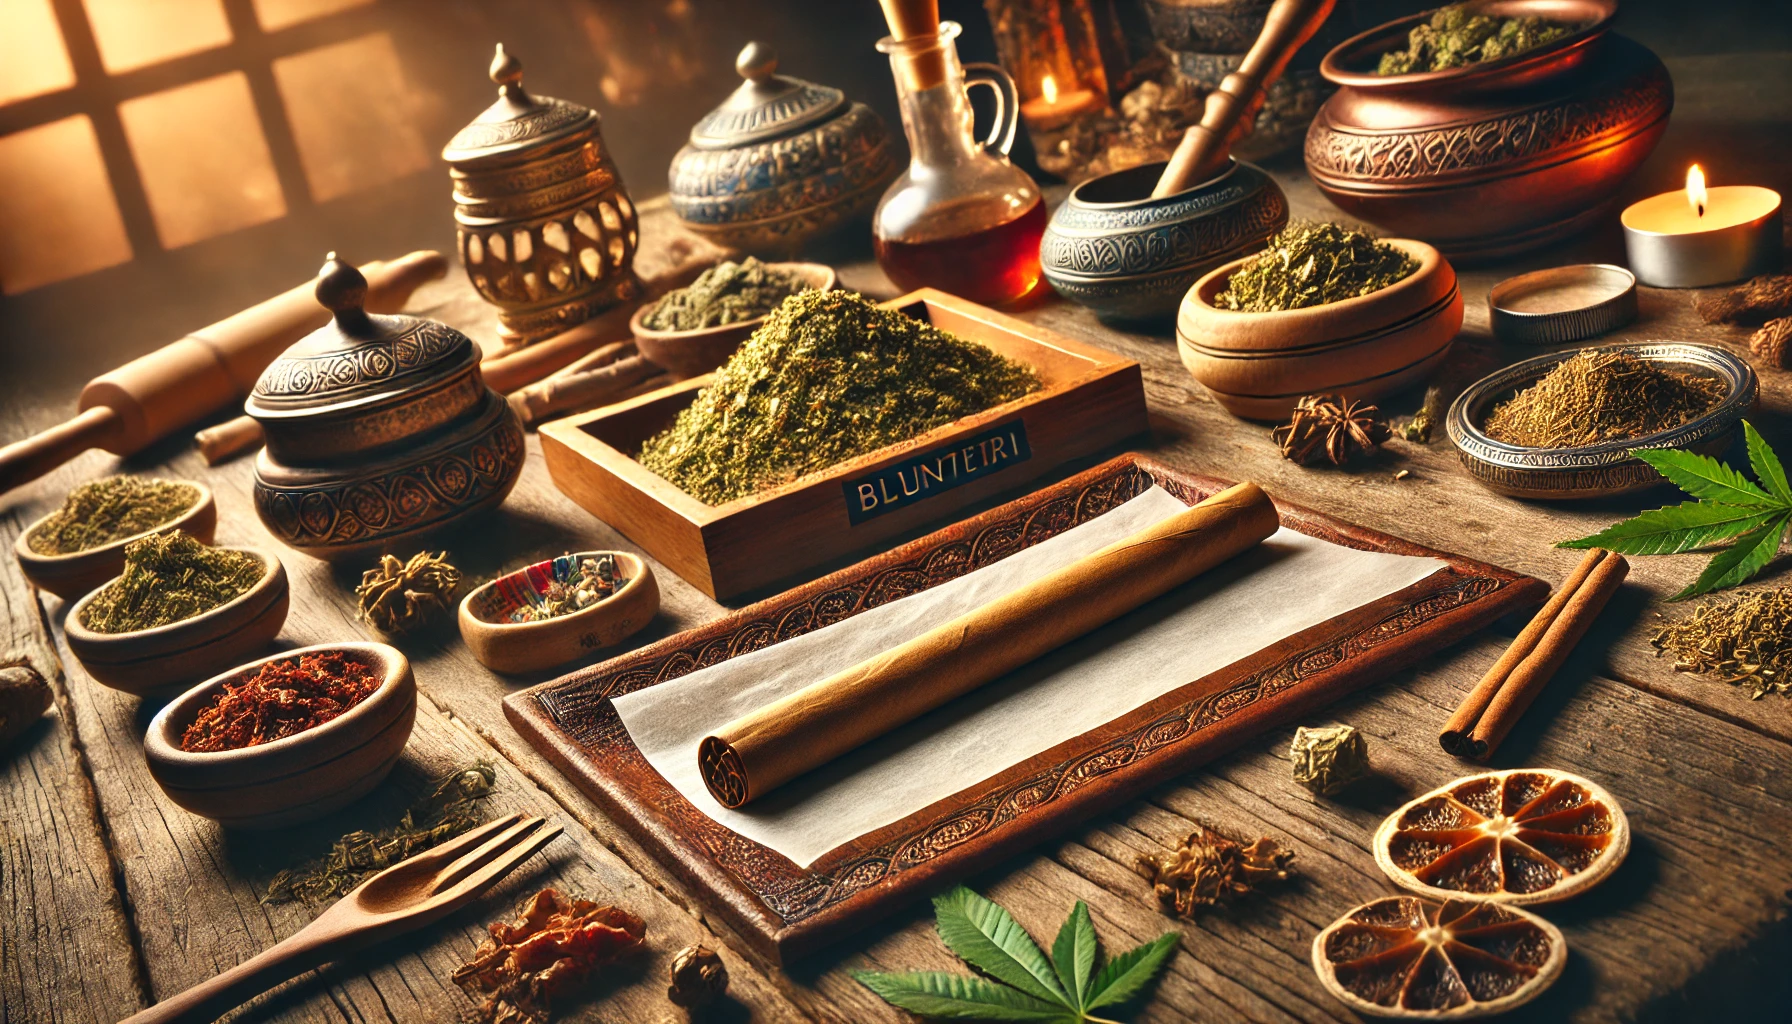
669, 42, 897, 256
1040, 159, 1286, 324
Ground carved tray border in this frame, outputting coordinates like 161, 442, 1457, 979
505, 453, 1546, 962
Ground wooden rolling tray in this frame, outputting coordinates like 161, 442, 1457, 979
504, 453, 1547, 963
537, 288, 1149, 599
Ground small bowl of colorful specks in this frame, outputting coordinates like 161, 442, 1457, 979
458, 551, 658, 674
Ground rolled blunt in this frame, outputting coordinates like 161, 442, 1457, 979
698, 481, 1281, 808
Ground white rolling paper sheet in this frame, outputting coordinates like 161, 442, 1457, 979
612, 486, 1445, 867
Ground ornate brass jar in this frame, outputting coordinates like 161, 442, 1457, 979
444, 45, 639, 345
668, 42, 897, 255
248, 256, 525, 559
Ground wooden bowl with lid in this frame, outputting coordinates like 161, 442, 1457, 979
459, 551, 657, 674
63, 547, 289, 695
15, 482, 215, 602
144, 642, 415, 829
631, 262, 835, 379
1175, 238, 1461, 420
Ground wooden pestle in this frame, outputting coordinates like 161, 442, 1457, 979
878, 0, 947, 90
1, 251, 447, 493
1151, 0, 1335, 198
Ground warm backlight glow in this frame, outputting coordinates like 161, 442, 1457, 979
1687, 164, 1707, 218
1040, 74, 1058, 104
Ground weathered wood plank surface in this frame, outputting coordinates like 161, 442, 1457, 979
3, 51, 1790, 1024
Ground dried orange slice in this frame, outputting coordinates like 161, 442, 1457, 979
1374, 769, 1628, 904
1312, 895, 1565, 1019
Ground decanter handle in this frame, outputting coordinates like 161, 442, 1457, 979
962, 62, 1019, 156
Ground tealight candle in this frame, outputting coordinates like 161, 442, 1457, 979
1621, 165, 1782, 288
1020, 73, 1103, 130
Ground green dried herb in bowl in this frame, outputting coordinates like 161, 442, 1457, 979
1216, 223, 1418, 313
638, 290, 1041, 505
27, 476, 199, 555
640, 257, 813, 331
1377, 3, 1575, 75
79, 532, 264, 634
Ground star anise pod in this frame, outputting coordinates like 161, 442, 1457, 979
1271, 394, 1391, 466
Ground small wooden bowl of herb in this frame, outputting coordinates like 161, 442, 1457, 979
458, 551, 657, 674
63, 536, 290, 695
1445, 342, 1758, 500
1176, 226, 1461, 420
15, 477, 215, 602
143, 642, 415, 829
632, 260, 836, 379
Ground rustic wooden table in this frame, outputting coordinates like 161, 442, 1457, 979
5, 51, 1791, 1024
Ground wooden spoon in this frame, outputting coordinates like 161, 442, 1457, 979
119, 813, 563, 1024
1152, 0, 1337, 197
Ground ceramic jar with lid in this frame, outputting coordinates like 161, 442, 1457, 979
669, 41, 897, 255
248, 255, 525, 559
444, 45, 639, 346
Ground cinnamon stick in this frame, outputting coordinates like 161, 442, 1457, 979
1439, 548, 1627, 761
698, 482, 1281, 808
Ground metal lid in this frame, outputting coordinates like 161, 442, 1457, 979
1488, 264, 1638, 345
249, 254, 480, 420
687, 41, 847, 151
442, 44, 598, 164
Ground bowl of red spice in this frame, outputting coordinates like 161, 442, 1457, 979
16, 477, 215, 602
64, 535, 289, 694
144, 642, 415, 829
458, 551, 657, 674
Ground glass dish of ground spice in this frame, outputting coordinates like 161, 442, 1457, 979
79, 532, 266, 634
27, 476, 201, 555
179, 649, 383, 752
1480, 348, 1726, 448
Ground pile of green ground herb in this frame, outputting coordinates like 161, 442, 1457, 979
263, 762, 496, 903
27, 476, 198, 555
638, 290, 1041, 504
1377, 3, 1574, 75
1651, 588, 1792, 700
79, 532, 263, 634
1480, 349, 1726, 448
640, 257, 814, 331
1216, 223, 1418, 312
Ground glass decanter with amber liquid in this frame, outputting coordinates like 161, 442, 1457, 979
873, 21, 1047, 307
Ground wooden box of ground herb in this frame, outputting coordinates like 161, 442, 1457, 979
539, 289, 1148, 599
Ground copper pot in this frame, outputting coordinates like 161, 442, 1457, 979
1304, 0, 1671, 261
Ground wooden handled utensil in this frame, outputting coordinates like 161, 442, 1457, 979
1151, 0, 1336, 198
119, 813, 562, 1024
0, 251, 447, 495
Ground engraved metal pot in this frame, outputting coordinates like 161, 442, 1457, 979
1304, 0, 1670, 261
444, 45, 639, 346
248, 256, 525, 558
668, 42, 897, 256
1040, 159, 1287, 324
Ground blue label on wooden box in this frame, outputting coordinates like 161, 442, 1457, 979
844, 421, 1031, 524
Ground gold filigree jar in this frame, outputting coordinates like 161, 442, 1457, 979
444, 45, 640, 345
668, 42, 897, 255
248, 256, 525, 559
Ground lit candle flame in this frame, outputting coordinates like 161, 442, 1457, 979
1687, 164, 1707, 218
1040, 74, 1058, 105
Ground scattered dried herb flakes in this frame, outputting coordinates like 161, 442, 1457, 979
27, 475, 198, 555
1289, 723, 1371, 796
1216, 222, 1417, 313
1134, 824, 1294, 917
638, 290, 1040, 505
356, 551, 461, 636
1272, 394, 1391, 466
1481, 349, 1725, 449
1652, 587, 1792, 699
640, 256, 813, 331
79, 532, 263, 634
0, 653, 52, 749
1377, 3, 1573, 75
454, 888, 646, 1024
262, 762, 496, 904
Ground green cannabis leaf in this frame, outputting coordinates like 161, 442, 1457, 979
855, 887, 1178, 1023
1560, 421, 1792, 599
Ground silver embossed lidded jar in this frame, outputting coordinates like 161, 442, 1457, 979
444, 44, 639, 346
248, 256, 525, 559
669, 41, 897, 255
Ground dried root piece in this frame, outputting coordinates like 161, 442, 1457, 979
1134, 824, 1294, 916
356, 550, 461, 636
0, 653, 52, 749
667, 944, 729, 1008
454, 888, 647, 1024
1272, 395, 1391, 466
1289, 723, 1371, 796
1696, 272, 1792, 326
1750, 316, 1792, 369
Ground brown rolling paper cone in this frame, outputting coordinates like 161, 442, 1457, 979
698, 482, 1281, 808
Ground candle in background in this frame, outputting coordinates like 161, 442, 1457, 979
1622, 165, 1782, 288
1020, 73, 1103, 130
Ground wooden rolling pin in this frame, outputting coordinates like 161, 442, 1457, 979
1, 252, 447, 493
1151, 0, 1335, 198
